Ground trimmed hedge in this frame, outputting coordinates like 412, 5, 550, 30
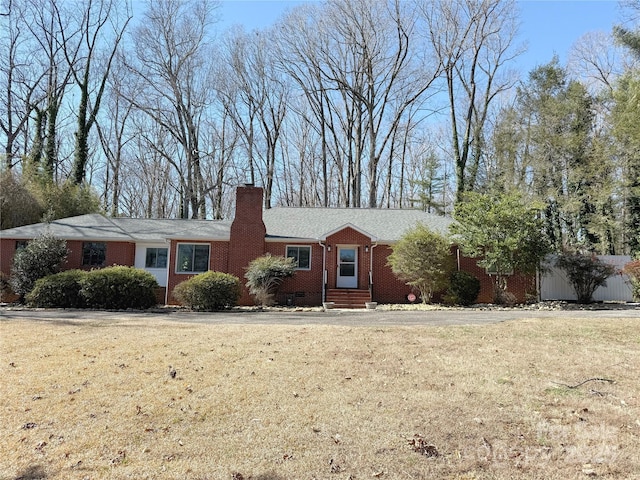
24, 266, 159, 309
173, 271, 241, 311
27, 270, 87, 308
80, 266, 159, 309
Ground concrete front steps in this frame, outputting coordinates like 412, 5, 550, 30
325, 288, 372, 308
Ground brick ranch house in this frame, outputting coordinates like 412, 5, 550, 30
0, 185, 535, 307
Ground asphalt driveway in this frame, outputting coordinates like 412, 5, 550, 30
2, 305, 639, 327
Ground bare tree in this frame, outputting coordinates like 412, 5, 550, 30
118, 115, 180, 218
252, 30, 289, 209
276, 0, 439, 208
332, 0, 439, 208
203, 109, 240, 219
95, 56, 135, 216
216, 27, 289, 209
123, 0, 218, 219
0, 0, 46, 169
568, 31, 629, 94
421, 0, 521, 202
275, 3, 347, 206
22, 0, 79, 179
215, 27, 261, 188
56, 0, 132, 185
277, 98, 325, 207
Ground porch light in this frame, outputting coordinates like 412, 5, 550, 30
365, 245, 369, 252
327, 244, 331, 252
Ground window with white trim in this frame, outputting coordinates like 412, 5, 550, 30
176, 243, 210, 273
145, 247, 168, 268
286, 245, 311, 270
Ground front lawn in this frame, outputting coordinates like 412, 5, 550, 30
1, 316, 638, 479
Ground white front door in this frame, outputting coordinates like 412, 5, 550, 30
336, 246, 358, 288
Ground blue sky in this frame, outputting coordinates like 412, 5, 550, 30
517, 1, 622, 70
218, 0, 624, 74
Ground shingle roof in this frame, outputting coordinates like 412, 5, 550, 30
114, 217, 231, 241
0, 214, 231, 242
263, 207, 453, 243
1, 208, 453, 244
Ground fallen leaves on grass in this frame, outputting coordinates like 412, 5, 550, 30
408, 434, 439, 457
2, 318, 639, 479
110, 450, 126, 465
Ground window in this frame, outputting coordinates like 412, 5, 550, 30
82, 242, 106, 266
15, 240, 28, 251
485, 259, 513, 276
176, 243, 210, 273
145, 248, 168, 268
286, 245, 311, 270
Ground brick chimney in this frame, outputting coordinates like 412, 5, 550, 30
228, 185, 266, 304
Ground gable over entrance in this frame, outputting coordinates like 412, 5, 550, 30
336, 246, 358, 288
323, 225, 373, 292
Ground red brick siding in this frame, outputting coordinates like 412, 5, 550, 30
228, 186, 266, 305
1, 239, 135, 274
325, 227, 372, 290
371, 244, 415, 303
371, 244, 536, 305
457, 252, 536, 303
166, 240, 229, 305
64, 240, 135, 270
0, 238, 19, 301
266, 242, 324, 306
154, 287, 166, 305
0, 238, 16, 277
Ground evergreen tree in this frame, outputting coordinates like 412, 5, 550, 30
409, 153, 445, 214
451, 191, 551, 303
505, 59, 612, 252
612, 74, 640, 255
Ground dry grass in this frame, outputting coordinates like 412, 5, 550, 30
1, 315, 639, 480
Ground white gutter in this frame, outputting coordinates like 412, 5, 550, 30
164, 239, 172, 306
319, 240, 327, 302
369, 243, 377, 300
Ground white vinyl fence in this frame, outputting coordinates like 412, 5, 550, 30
540, 255, 634, 302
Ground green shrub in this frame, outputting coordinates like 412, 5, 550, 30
80, 266, 159, 309
446, 271, 481, 306
556, 253, 616, 304
245, 254, 296, 306
26, 270, 87, 308
10, 233, 68, 300
387, 223, 453, 303
451, 191, 550, 304
173, 271, 241, 311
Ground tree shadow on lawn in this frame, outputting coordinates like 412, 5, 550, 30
14, 464, 47, 480
228, 473, 285, 480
